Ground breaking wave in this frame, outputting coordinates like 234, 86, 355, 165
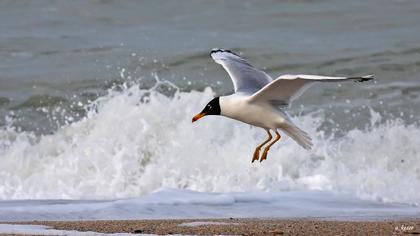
0, 83, 419, 205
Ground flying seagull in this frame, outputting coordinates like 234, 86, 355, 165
192, 48, 374, 163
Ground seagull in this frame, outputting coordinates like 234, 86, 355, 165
192, 48, 374, 163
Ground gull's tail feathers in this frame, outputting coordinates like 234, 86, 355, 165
280, 122, 313, 150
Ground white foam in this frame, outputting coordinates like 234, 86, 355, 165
0, 85, 419, 205
178, 221, 240, 227
0, 224, 133, 235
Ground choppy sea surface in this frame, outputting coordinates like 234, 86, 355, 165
0, 0, 420, 220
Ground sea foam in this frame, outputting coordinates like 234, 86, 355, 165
0, 84, 419, 205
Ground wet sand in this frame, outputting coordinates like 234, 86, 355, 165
9, 218, 420, 235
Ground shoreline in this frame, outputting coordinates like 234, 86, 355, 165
4, 218, 420, 235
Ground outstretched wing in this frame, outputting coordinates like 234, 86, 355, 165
249, 74, 374, 105
210, 48, 272, 94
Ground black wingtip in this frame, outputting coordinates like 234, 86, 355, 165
210, 48, 238, 56
353, 74, 375, 82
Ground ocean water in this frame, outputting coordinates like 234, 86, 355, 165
0, 0, 420, 220
1, 188, 419, 221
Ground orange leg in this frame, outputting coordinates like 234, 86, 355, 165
252, 129, 272, 163
260, 130, 281, 162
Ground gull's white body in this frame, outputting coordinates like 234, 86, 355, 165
209, 48, 373, 150
220, 94, 286, 129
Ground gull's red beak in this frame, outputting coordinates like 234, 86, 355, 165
192, 112, 206, 123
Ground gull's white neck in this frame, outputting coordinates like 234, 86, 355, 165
219, 95, 246, 118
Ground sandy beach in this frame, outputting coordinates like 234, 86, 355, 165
5, 218, 418, 235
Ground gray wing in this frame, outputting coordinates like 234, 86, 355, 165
249, 74, 374, 105
211, 48, 272, 94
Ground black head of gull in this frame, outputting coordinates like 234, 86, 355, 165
192, 97, 221, 122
